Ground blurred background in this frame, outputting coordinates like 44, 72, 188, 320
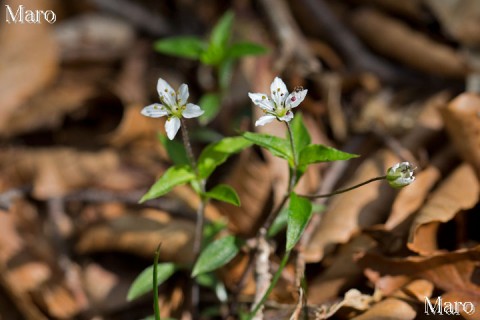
0, 0, 479, 319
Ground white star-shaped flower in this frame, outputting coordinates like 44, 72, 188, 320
141, 78, 204, 139
248, 77, 308, 126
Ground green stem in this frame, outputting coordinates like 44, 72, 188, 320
248, 251, 291, 319
153, 244, 162, 320
179, 118, 206, 317
300, 176, 387, 199
180, 118, 198, 174
286, 122, 297, 192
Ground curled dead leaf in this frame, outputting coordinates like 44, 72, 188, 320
408, 163, 479, 255
76, 214, 195, 264
441, 93, 480, 178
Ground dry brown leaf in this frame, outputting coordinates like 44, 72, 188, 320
357, 246, 480, 312
425, 0, 480, 46
54, 14, 135, 62
0, 148, 145, 199
308, 234, 377, 304
385, 146, 458, 230
352, 298, 416, 320
32, 283, 83, 319
350, 8, 467, 78
408, 163, 479, 254
0, 199, 86, 320
441, 93, 480, 178
0, 0, 59, 134
76, 214, 195, 264
0, 71, 97, 137
214, 149, 272, 236
305, 150, 399, 263
349, 0, 424, 19
315, 288, 381, 319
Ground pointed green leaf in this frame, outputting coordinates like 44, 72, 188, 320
154, 36, 206, 59
286, 193, 312, 251
267, 206, 289, 238
227, 42, 268, 59
199, 93, 221, 125
290, 113, 311, 153
210, 11, 234, 50
205, 184, 240, 206
218, 58, 234, 90
197, 137, 252, 178
127, 263, 176, 301
158, 134, 189, 166
140, 166, 196, 203
298, 144, 358, 168
192, 235, 242, 277
243, 132, 292, 162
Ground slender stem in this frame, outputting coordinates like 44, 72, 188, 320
248, 250, 291, 319
300, 176, 387, 199
153, 244, 161, 320
179, 118, 206, 317
180, 118, 198, 173
286, 122, 297, 192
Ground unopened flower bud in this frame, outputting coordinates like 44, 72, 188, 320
386, 162, 415, 188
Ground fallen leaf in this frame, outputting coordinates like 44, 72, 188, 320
408, 163, 479, 254
76, 214, 195, 264
350, 8, 467, 78
305, 150, 398, 262
425, 0, 480, 46
0, 0, 59, 134
441, 93, 480, 178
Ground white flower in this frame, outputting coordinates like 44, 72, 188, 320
248, 77, 308, 126
141, 78, 204, 139
386, 162, 416, 188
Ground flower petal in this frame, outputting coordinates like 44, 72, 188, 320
278, 110, 294, 122
285, 89, 307, 109
248, 93, 275, 111
157, 78, 176, 108
183, 103, 204, 118
177, 83, 189, 106
270, 77, 288, 107
165, 117, 181, 140
255, 114, 276, 126
141, 103, 169, 118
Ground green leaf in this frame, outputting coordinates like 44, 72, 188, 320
140, 166, 196, 203
158, 134, 189, 166
267, 207, 288, 238
286, 193, 312, 251
203, 220, 228, 245
204, 184, 240, 206
290, 113, 311, 154
192, 235, 242, 277
197, 136, 252, 178
298, 144, 358, 168
210, 11, 234, 50
243, 132, 292, 163
195, 273, 228, 303
127, 262, 176, 301
218, 59, 234, 91
227, 42, 268, 59
199, 93, 221, 125
154, 36, 206, 59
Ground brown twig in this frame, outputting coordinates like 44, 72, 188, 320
89, 0, 172, 37
258, 0, 321, 75
297, 0, 417, 84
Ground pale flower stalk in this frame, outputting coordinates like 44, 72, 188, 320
141, 78, 204, 139
248, 77, 307, 126
386, 162, 416, 188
